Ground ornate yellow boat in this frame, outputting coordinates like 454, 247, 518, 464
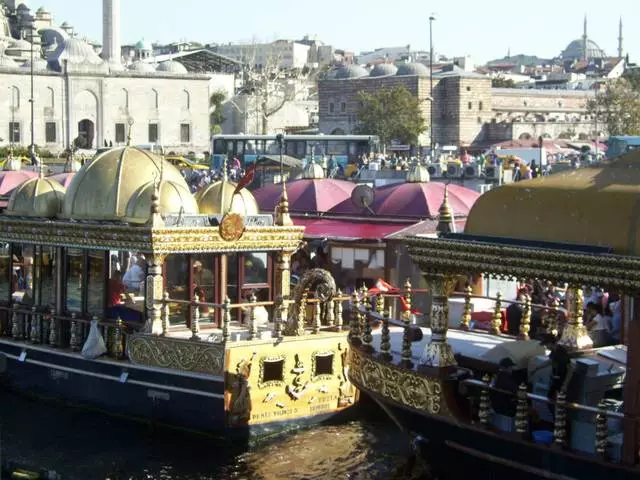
0, 138, 356, 438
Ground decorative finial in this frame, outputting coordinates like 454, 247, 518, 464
275, 133, 292, 226
149, 171, 164, 227
126, 117, 134, 146
436, 183, 455, 236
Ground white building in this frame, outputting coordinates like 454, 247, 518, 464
211, 40, 310, 70
0, 0, 214, 154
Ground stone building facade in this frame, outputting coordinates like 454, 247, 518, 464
0, 67, 211, 154
318, 64, 598, 148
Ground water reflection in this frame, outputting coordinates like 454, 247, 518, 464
0, 392, 413, 479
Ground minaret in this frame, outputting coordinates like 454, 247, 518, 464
582, 14, 588, 61
102, 0, 121, 64
618, 17, 623, 59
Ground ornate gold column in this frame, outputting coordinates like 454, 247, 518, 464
273, 252, 291, 326
144, 253, 166, 335
419, 275, 457, 369
558, 286, 593, 350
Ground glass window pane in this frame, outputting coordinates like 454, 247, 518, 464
38, 246, 56, 308
122, 252, 146, 294
243, 252, 268, 285
165, 254, 189, 325
0, 243, 9, 304
12, 244, 34, 306
107, 251, 144, 322
87, 251, 105, 317
192, 254, 215, 324
65, 248, 83, 313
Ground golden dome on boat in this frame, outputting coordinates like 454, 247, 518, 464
406, 163, 430, 183
60, 146, 193, 222
6, 176, 66, 217
126, 179, 198, 220
195, 180, 259, 216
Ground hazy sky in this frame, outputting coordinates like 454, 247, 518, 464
37, 0, 638, 63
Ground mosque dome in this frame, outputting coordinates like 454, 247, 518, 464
135, 39, 153, 51
334, 64, 369, 79
47, 37, 105, 71
21, 57, 48, 72
0, 53, 18, 69
396, 62, 429, 76
128, 60, 156, 73
61, 146, 196, 223
6, 176, 65, 218
156, 60, 188, 74
301, 161, 325, 179
406, 163, 430, 183
562, 39, 605, 61
369, 63, 398, 77
195, 180, 259, 216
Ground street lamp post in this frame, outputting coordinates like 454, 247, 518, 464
126, 117, 135, 146
429, 15, 435, 159
29, 19, 35, 159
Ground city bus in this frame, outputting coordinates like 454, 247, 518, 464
211, 134, 380, 170
606, 136, 640, 160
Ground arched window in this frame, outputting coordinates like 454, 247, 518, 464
46, 87, 54, 109
151, 88, 159, 109
121, 88, 129, 109
182, 89, 190, 110
10, 86, 19, 109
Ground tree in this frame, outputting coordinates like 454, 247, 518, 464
491, 76, 516, 88
236, 41, 310, 134
588, 78, 640, 136
210, 90, 227, 134
623, 69, 640, 92
354, 85, 426, 149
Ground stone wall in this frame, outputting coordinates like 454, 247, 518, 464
492, 88, 594, 113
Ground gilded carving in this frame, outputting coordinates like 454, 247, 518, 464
286, 354, 308, 400
405, 237, 640, 293
127, 334, 224, 376
337, 343, 355, 407
257, 354, 287, 389
228, 353, 256, 426
0, 218, 304, 256
349, 348, 445, 416
219, 213, 245, 242
284, 268, 337, 335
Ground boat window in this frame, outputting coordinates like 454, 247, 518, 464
107, 251, 145, 323
164, 254, 190, 326
87, 251, 106, 317
12, 244, 34, 307
260, 357, 285, 386
65, 248, 83, 313
0, 243, 10, 304
243, 252, 268, 285
36, 246, 56, 308
192, 253, 215, 324
313, 352, 335, 379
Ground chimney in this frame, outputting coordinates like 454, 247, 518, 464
102, 0, 121, 63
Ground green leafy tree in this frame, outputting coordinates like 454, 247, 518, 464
355, 85, 426, 149
622, 69, 640, 91
588, 78, 640, 136
209, 90, 227, 134
491, 76, 516, 88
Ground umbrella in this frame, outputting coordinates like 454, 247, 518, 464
49, 172, 77, 188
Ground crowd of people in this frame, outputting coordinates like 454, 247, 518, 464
505, 281, 622, 347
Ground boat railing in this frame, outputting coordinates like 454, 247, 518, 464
0, 304, 129, 360
462, 377, 623, 461
363, 281, 566, 339
158, 292, 353, 342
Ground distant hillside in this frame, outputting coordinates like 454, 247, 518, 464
487, 54, 554, 67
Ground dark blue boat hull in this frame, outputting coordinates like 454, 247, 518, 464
364, 388, 638, 480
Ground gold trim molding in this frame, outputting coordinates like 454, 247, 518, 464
311, 350, 336, 382
127, 334, 225, 376
258, 354, 287, 389
348, 348, 446, 416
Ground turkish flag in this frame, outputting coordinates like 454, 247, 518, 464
233, 163, 257, 195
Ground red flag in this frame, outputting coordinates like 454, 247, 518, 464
368, 278, 399, 295
233, 163, 257, 195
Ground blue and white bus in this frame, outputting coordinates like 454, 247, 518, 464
211, 134, 379, 170
606, 136, 640, 160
